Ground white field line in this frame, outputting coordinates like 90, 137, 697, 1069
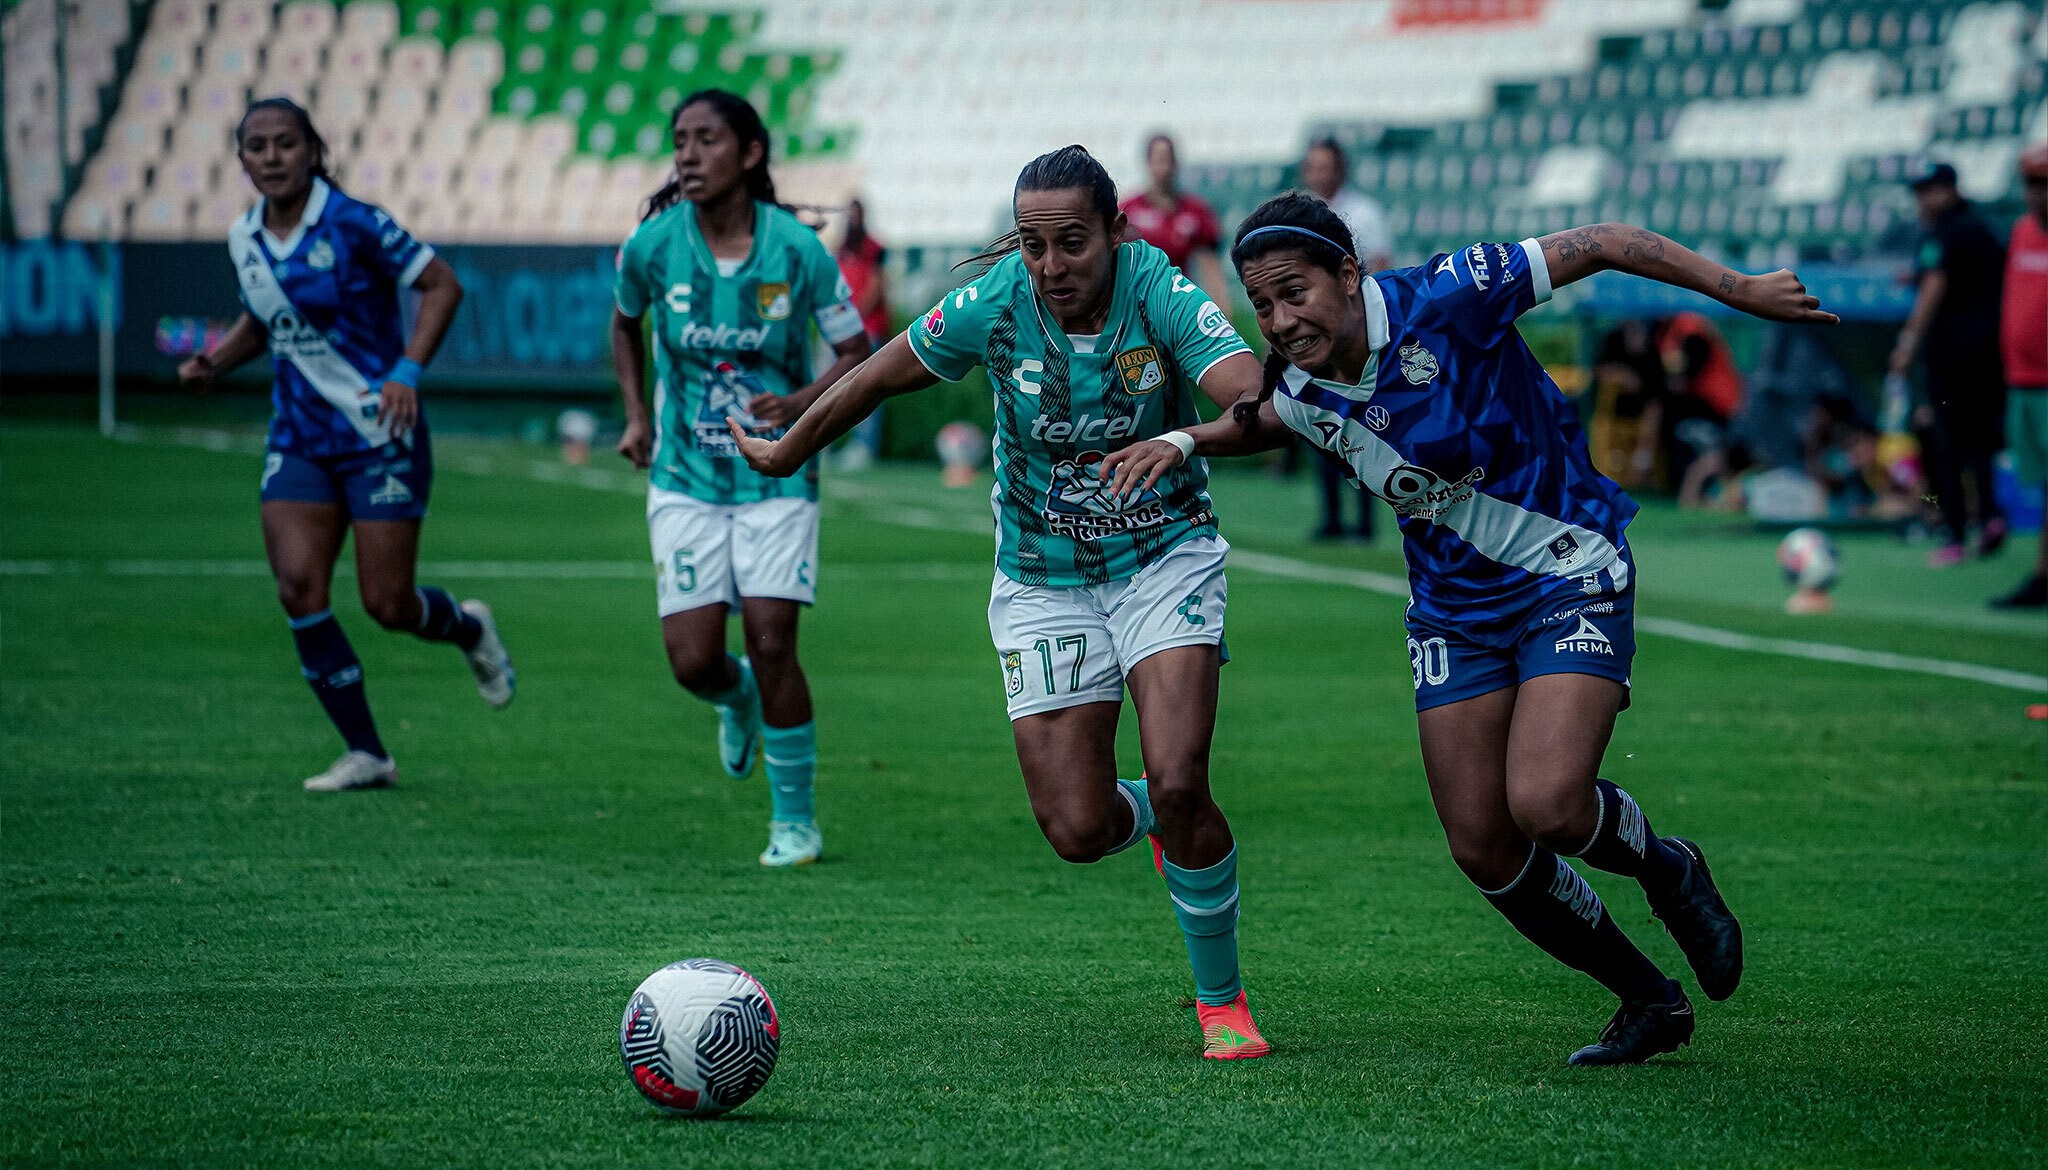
0, 559, 985, 582
112, 427, 2047, 693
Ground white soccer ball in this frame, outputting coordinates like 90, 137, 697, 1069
620, 959, 780, 1116
1777, 527, 1841, 592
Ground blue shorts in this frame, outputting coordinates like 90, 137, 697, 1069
1405, 560, 1636, 713
260, 431, 433, 521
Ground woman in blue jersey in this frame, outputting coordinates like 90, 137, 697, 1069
1109, 192, 1837, 1065
610, 90, 872, 867
177, 98, 513, 793
732, 147, 1274, 1060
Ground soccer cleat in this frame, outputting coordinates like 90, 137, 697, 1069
1978, 518, 2008, 557
1567, 984, 1694, 1066
459, 600, 515, 709
1647, 837, 1744, 1001
1990, 573, 2047, 609
759, 820, 822, 867
1927, 543, 1966, 568
719, 657, 762, 779
1196, 992, 1272, 1060
303, 750, 397, 792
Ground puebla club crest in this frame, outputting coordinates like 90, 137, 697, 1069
1398, 342, 1439, 386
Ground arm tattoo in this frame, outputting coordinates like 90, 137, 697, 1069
1717, 271, 1736, 296
1622, 229, 1665, 263
1544, 228, 1605, 262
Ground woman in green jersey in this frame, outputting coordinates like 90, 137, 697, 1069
733, 146, 1272, 1060
612, 90, 871, 867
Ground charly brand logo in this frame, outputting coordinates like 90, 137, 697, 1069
1398, 342, 1439, 385
664, 282, 693, 314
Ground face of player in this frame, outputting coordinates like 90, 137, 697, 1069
1300, 147, 1342, 201
1238, 247, 1366, 381
1146, 139, 1178, 191
1015, 188, 1124, 332
237, 108, 317, 203
1912, 183, 1957, 222
673, 102, 762, 207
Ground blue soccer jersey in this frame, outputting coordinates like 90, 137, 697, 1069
1271, 239, 1639, 629
228, 178, 435, 459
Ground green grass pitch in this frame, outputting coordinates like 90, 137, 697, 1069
4, 424, 2044, 1168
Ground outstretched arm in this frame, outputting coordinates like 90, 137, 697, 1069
1537, 223, 1840, 324
177, 312, 268, 390
1098, 354, 1292, 497
730, 331, 938, 477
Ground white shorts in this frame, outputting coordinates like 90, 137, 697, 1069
987, 533, 1229, 720
648, 486, 818, 618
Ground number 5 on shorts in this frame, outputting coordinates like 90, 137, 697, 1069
669, 549, 697, 593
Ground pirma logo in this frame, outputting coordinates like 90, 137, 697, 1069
1552, 615, 1613, 656
369, 475, 413, 506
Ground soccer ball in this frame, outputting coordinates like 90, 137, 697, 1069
1776, 527, 1841, 591
620, 959, 780, 1116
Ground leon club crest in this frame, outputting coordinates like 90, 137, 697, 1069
1115, 346, 1163, 395
755, 282, 792, 321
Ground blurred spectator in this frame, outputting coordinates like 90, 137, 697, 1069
1891, 162, 2008, 567
1670, 322, 1851, 511
835, 197, 889, 469
1650, 311, 1742, 506
1590, 319, 1665, 487
1119, 134, 1232, 311
1299, 137, 1393, 271
1992, 145, 2048, 608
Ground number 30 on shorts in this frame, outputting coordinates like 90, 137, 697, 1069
1407, 635, 1450, 689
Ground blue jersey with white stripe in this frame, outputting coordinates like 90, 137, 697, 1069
1272, 239, 1638, 629
229, 179, 434, 458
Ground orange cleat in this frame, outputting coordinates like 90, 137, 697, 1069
1197, 992, 1272, 1060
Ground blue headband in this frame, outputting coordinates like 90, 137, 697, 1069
1238, 224, 1350, 255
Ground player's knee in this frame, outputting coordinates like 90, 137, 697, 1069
361, 588, 416, 631
1505, 791, 1589, 853
667, 647, 728, 694
274, 573, 328, 618
1143, 769, 1209, 830
1444, 831, 1524, 890
1037, 814, 1110, 865
743, 625, 797, 667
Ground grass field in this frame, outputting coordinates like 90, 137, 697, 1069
4, 423, 2045, 1169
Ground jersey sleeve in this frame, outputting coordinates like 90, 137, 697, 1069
1412, 239, 1552, 348
906, 271, 1002, 382
797, 230, 866, 345
350, 202, 435, 288
1913, 231, 1945, 280
614, 221, 659, 317
1141, 249, 1251, 384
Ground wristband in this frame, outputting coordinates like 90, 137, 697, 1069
1158, 430, 1196, 465
385, 358, 424, 388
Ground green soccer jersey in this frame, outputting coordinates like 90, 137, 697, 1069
907, 241, 1252, 587
616, 200, 865, 504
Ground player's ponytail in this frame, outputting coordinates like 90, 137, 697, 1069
959, 144, 1120, 271
1234, 348, 1292, 427
642, 89, 779, 222
236, 97, 331, 183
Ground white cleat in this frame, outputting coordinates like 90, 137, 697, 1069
303, 750, 397, 792
759, 820, 823, 868
460, 599, 515, 709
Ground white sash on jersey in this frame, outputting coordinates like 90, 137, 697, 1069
230, 224, 393, 447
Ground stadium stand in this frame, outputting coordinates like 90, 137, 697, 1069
5, 0, 2042, 265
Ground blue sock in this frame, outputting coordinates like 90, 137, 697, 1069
1161, 847, 1244, 1006
762, 721, 816, 823
289, 610, 385, 758
1481, 846, 1672, 1004
1573, 778, 1689, 897
414, 586, 482, 651
1105, 777, 1154, 855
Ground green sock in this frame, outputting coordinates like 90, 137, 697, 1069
1105, 778, 1154, 855
762, 721, 816, 823
1161, 847, 1244, 1006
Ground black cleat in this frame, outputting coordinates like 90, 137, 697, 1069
1567, 984, 1695, 1066
1990, 573, 2047, 609
1648, 837, 1744, 1001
